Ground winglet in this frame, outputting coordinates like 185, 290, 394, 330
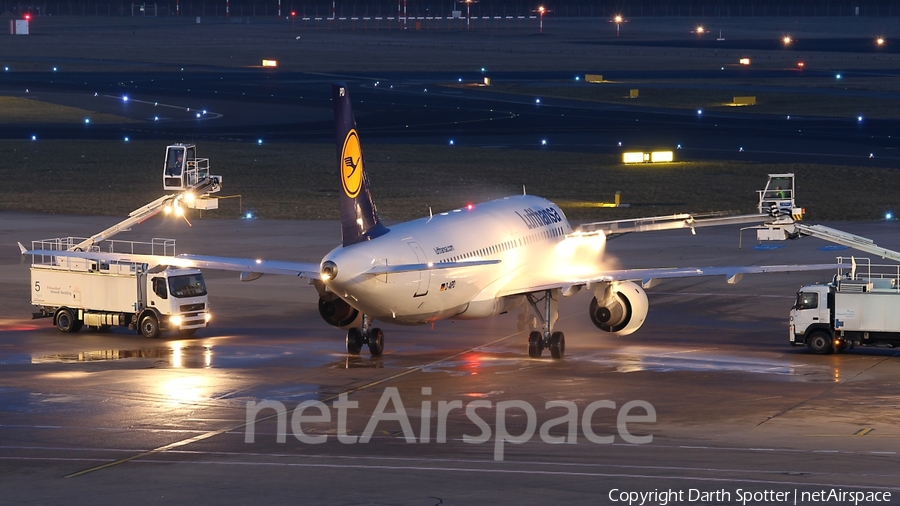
333, 82, 389, 247
18, 242, 27, 255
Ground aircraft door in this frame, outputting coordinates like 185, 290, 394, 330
407, 241, 431, 297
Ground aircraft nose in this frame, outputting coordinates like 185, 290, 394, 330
321, 260, 338, 281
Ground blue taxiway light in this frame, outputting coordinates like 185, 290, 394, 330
124, 137, 130, 142
122, 96, 129, 102
858, 116, 864, 122
154, 116, 159, 121
257, 139, 263, 145
697, 109, 703, 115
886, 212, 894, 220
836, 74, 842, 79
246, 212, 254, 219
449, 140, 455, 146
31, 135, 36, 140
84, 118, 90, 124
541, 139, 547, 146
535, 98, 541, 104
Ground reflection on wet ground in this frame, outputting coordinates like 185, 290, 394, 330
32, 344, 213, 368
573, 346, 833, 380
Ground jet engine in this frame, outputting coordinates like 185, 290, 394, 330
318, 293, 360, 328
588, 281, 649, 336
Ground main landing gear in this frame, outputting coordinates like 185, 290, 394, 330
525, 290, 565, 360
346, 314, 384, 357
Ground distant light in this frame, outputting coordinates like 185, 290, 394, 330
877, 37, 885, 46
154, 102, 158, 106
787, 115, 791, 120
676, 144, 682, 149
535, 98, 541, 104
84, 118, 90, 124
696, 26, 704, 34
52, 67, 58, 72
697, 109, 703, 115
375, 81, 379, 86
869, 153, 875, 159
424, 88, 428, 92
124, 136, 129, 142
575, 76, 580, 81
122, 95, 129, 102
245, 212, 253, 219
24, 14, 30, 19
449, 139, 455, 145
836, 73, 842, 79
30, 135, 36, 141
458, 78, 463, 82
541, 139, 547, 146
196, 113, 201, 118
94, 92, 98, 96
739, 58, 751, 65
739, 147, 744, 152
798, 62, 805, 68
783, 36, 792, 45
886, 212, 893, 220
154, 116, 159, 121
202, 109, 207, 114
858, 116, 863, 122
481, 67, 486, 72
3, 67, 8, 71
466, 204, 474, 210
617, 141, 622, 147
257, 139, 263, 145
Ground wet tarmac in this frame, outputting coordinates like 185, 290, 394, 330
2, 213, 899, 504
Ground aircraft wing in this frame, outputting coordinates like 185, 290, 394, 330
24, 248, 320, 279
494, 262, 844, 298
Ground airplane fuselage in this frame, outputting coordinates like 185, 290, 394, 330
322, 195, 586, 324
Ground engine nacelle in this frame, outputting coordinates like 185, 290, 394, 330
318, 293, 360, 328
588, 281, 649, 336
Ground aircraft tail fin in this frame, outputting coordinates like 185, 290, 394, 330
333, 83, 388, 247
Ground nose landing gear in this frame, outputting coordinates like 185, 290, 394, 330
346, 314, 384, 357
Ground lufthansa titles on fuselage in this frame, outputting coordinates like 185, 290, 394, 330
516, 207, 563, 230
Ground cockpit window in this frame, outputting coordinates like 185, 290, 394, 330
795, 292, 818, 310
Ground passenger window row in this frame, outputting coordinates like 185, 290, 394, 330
440, 226, 566, 264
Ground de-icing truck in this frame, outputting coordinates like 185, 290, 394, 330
28, 237, 210, 339
790, 258, 900, 354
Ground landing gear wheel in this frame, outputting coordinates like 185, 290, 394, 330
806, 330, 833, 355
346, 328, 363, 355
56, 308, 78, 333
368, 328, 385, 357
179, 329, 197, 337
549, 331, 565, 360
527, 330, 543, 358
140, 314, 160, 339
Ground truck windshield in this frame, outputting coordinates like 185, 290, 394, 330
168, 274, 207, 298
794, 292, 818, 310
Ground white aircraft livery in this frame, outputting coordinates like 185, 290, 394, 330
28, 83, 839, 359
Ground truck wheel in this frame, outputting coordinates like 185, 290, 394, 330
807, 331, 834, 355
56, 309, 78, 333
140, 314, 160, 339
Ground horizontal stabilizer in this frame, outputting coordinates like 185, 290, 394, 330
366, 259, 500, 275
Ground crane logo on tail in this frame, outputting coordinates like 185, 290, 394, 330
341, 129, 363, 199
